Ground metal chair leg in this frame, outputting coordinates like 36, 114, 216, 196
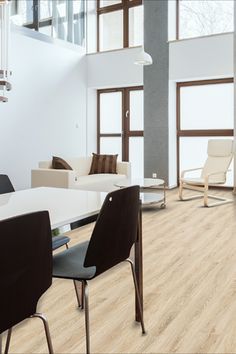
127, 259, 146, 334
66, 244, 81, 308
73, 280, 81, 308
81, 281, 85, 310
31, 313, 54, 354
4, 328, 12, 354
83, 280, 90, 354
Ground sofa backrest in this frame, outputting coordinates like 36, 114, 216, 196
39, 157, 93, 176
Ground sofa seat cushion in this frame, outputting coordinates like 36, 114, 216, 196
74, 173, 127, 192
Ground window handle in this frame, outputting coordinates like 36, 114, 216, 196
125, 110, 129, 118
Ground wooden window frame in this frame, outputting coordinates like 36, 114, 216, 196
97, 0, 142, 52
97, 86, 144, 161
176, 78, 234, 181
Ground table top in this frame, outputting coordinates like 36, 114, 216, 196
115, 177, 165, 188
0, 187, 106, 229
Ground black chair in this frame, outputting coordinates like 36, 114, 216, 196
0, 211, 54, 354
0, 175, 14, 194
53, 186, 145, 354
0, 174, 71, 252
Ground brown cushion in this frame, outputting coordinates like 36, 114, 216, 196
52, 156, 72, 170
89, 153, 118, 175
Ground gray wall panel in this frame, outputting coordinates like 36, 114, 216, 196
144, 0, 169, 183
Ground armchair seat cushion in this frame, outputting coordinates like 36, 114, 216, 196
181, 177, 204, 185
181, 177, 225, 186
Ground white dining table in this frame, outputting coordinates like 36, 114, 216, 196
0, 186, 143, 323
0, 187, 105, 229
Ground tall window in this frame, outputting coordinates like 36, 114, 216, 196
97, 0, 143, 52
98, 87, 144, 179
177, 0, 234, 40
10, 0, 85, 46
177, 79, 234, 186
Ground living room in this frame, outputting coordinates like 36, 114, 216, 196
0, 0, 235, 353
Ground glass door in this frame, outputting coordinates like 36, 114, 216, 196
98, 86, 144, 179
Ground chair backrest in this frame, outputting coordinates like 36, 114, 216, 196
84, 186, 140, 277
201, 139, 234, 183
0, 211, 52, 333
0, 174, 15, 194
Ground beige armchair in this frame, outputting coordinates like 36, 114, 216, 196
179, 139, 234, 207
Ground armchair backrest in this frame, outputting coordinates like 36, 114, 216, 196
201, 139, 234, 183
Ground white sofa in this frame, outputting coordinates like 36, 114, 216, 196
31, 156, 131, 192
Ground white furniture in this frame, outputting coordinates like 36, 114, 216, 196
0, 187, 143, 322
0, 187, 105, 229
31, 157, 131, 192
179, 139, 234, 207
115, 178, 166, 208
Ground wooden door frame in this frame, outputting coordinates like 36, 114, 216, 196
97, 86, 144, 161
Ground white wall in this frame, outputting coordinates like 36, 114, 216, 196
169, 33, 233, 81
87, 47, 143, 88
0, 30, 87, 190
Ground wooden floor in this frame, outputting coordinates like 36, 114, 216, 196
3, 188, 236, 354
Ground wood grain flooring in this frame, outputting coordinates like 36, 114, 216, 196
2, 188, 236, 354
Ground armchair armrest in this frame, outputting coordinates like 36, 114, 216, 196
117, 161, 131, 178
181, 167, 203, 179
31, 168, 77, 189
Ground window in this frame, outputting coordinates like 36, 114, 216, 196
97, 0, 143, 52
98, 87, 144, 179
177, 79, 234, 186
177, 0, 234, 40
11, 0, 85, 46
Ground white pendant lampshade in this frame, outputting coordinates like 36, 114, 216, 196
0, 0, 11, 103
134, 48, 153, 66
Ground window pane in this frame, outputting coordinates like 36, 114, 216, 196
179, 0, 234, 39
129, 137, 144, 179
100, 0, 122, 7
100, 92, 122, 134
11, 0, 33, 25
73, 0, 85, 14
40, 0, 52, 20
52, 0, 85, 46
180, 83, 233, 130
129, 5, 143, 47
100, 137, 122, 161
179, 137, 233, 186
99, 10, 123, 51
130, 90, 143, 131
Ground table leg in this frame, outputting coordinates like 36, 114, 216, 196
135, 202, 143, 322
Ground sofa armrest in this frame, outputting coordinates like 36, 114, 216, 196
117, 162, 131, 178
31, 169, 77, 189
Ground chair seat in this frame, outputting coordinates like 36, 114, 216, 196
181, 177, 205, 185
52, 235, 70, 251
181, 177, 224, 186
53, 241, 96, 280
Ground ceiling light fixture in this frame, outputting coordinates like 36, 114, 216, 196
134, 48, 153, 66
0, 0, 11, 103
